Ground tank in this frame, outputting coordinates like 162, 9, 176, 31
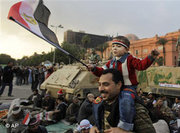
137, 66, 180, 97
40, 65, 99, 100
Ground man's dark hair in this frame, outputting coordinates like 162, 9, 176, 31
102, 69, 124, 85
33, 89, 38, 93
57, 96, 64, 101
113, 36, 130, 47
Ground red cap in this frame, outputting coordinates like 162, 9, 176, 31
57, 89, 63, 95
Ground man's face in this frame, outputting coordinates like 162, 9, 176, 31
148, 94, 153, 99
8, 62, 13, 67
157, 99, 163, 107
112, 43, 128, 57
98, 73, 122, 102
87, 94, 95, 103
81, 128, 90, 133
73, 98, 79, 104
33, 91, 38, 95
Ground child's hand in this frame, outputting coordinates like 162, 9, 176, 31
151, 49, 160, 59
87, 64, 95, 71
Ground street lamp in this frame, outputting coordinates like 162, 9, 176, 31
50, 24, 63, 64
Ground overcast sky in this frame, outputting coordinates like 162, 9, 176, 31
0, 0, 180, 59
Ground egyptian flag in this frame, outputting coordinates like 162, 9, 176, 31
8, 0, 69, 55
22, 112, 30, 125
8, 0, 88, 67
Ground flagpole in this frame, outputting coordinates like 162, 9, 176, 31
10, 18, 88, 68
50, 24, 63, 64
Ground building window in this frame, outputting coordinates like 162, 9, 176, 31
158, 46, 163, 50
143, 49, 148, 53
135, 50, 138, 55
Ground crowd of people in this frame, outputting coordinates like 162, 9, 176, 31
2, 68, 180, 133
0, 63, 55, 97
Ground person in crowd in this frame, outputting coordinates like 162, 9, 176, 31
0, 61, 15, 96
88, 36, 159, 132
160, 94, 172, 108
27, 89, 42, 108
7, 105, 29, 133
28, 67, 32, 84
42, 94, 55, 111
172, 97, 180, 117
48, 97, 68, 122
15, 66, 22, 86
137, 88, 143, 98
66, 96, 80, 124
153, 98, 176, 125
57, 89, 68, 104
90, 69, 155, 133
76, 119, 92, 133
24, 117, 48, 133
146, 92, 157, 108
31, 66, 39, 91
45, 67, 54, 80
57, 89, 65, 99
38, 65, 45, 89
24, 67, 30, 85
0, 65, 3, 87
21, 67, 26, 85
77, 93, 95, 124
88, 48, 101, 65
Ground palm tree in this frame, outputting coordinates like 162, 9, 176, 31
156, 37, 168, 65
95, 43, 108, 58
81, 35, 91, 49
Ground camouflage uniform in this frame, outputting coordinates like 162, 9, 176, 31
154, 104, 176, 124
88, 49, 101, 65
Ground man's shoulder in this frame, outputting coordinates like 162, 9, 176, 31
134, 103, 156, 133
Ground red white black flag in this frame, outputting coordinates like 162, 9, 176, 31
8, 0, 88, 67
8, 0, 66, 51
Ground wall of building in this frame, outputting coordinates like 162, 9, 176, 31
64, 30, 112, 48
102, 30, 180, 66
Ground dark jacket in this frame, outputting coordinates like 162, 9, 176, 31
66, 102, 80, 123
66, 102, 80, 118
2, 66, 14, 83
42, 98, 55, 111
78, 99, 93, 124
28, 94, 42, 107
24, 125, 48, 133
53, 102, 68, 121
93, 97, 156, 133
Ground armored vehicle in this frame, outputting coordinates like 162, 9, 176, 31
137, 66, 180, 97
40, 65, 99, 100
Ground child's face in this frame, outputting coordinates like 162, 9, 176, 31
112, 43, 128, 57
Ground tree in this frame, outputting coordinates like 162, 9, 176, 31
156, 37, 168, 65
56, 42, 86, 64
81, 35, 91, 49
95, 43, 108, 58
0, 54, 15, 64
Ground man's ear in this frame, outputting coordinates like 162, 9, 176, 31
117, 81, 122, 89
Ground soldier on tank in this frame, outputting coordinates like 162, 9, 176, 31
88, 48, 101, 65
